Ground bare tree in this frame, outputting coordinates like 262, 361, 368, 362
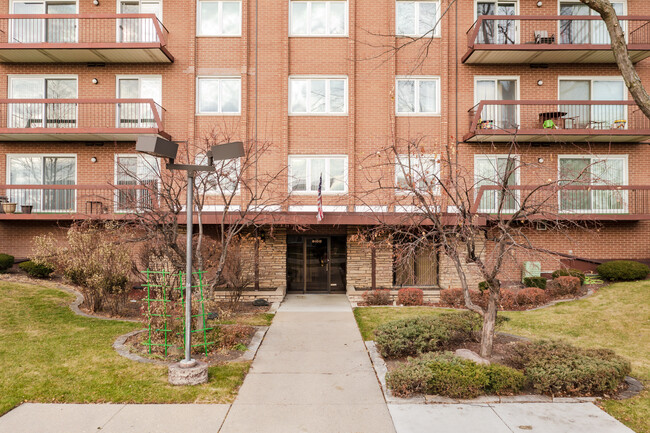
580, 0, 650, 120
355, 137, 619, 357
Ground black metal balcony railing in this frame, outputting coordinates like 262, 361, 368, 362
465, 100, 650, 143
463, 15, 650, 63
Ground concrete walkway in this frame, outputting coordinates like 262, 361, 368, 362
219, 294, 397, 433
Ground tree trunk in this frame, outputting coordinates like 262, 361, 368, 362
581, 0, 650, 120
479, 288, 499, 358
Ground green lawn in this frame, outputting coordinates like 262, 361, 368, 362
354, 281, 650, 433
0, 281, 250, 416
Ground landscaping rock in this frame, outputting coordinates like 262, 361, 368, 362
252, 298, 270, 307
168, 360, 209, 386
454, 349, 490, 365
207, 312, 219, 320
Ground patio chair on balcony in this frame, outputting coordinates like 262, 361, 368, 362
534, 30, 556, 44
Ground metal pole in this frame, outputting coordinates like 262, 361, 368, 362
183, 170, 194, 365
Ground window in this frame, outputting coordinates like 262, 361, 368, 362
474, 155, 519, 213
197, 77, 241, 114
396, 1, 440, 37
289, 156, 347, 193
289, 77, 347, 115
559, 77, 626, 129
8, 76, 77, 128
560, 1, 624, 45
7, 154, 76, 212
11, 1, 77, 43
195, 153, 240, 195
396, 77, 440, 115
117, 76, 162, 127
290, 1, 347, 36
558, 156, 627, 213
475, 77, 518, 129
119, 0, 162, 43
197, 1, 242, 36
394, 244, 438, 286
115, 154, 159, 212
476, 1, 517, 44
395, 154, 439, 193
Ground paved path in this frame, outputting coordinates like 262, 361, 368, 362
219, 294, 397, 433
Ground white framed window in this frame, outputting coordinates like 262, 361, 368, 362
290, 1, 348, 36
558, 155, 628, 214
197, 0, 242, 36
395, 154, 440, 194
474, 155, 520, 213
396, 1, 440, 37
117, 75, 162, 127
8, 75, 78, 128
196, 77, 242, 114
396, 77, 440, 115
10, 1, 78, 43
289, 156, 348, 194
475, 1, 518, 44
6, 153, 77, 213
289, 77, 348, 115
558, 76, 627, 129
474, 76, 519, 129
114, 154, 159, 212
195, 153, 240, 195
559, 1, 625, 45
118, 0, 163, 43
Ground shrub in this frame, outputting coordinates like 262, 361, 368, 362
597, 260, 650, 281
440, 288, 522, 311
485, 364, 527, 395
499, 289, 518, 310
219, 324, 255, 349
387, 352, 525, 398
516, 288, 549, 307
33, 222, 133, 315
362, 289, 392, 306
18, 260, 54, 279
546, 276, 581, 297
0, 254, 14, 272
507, 340, 631, 396
375, 312, 482, 358
523, 277, 547, 290
552, 268, 586, 285
478, 281, 489, 292
397, 288, 424, 306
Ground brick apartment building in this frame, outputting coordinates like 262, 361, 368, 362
0, 0, 649, 297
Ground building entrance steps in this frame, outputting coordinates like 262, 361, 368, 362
218, 294, 397, 433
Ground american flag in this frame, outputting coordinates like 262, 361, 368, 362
317, 173, 324, 222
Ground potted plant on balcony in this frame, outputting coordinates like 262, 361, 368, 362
2, 202, 17, 214
21, 203, 33, 214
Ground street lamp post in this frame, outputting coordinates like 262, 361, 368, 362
136, 136, 244, 384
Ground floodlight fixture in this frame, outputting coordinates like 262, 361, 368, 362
210, 141, 245, 162
136, 136, 179, 161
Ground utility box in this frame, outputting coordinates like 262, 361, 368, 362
522, 261, 541, 282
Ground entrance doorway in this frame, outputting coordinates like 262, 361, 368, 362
286, 235, 346, 293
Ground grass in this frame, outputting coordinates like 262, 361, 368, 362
215, 312, 275, 327
0, 281, 250, 416
353, 281, 650, 433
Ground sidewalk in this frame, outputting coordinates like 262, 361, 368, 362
219, 294, 397, 433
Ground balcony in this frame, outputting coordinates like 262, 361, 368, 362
0, 14, 173, 63
0, 99, 169, 141
465, 100, 650, 143
0, 184, 159, 220
463, 16, 650, 64
471, 185, 650, 221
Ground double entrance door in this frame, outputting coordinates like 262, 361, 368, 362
287, 235, 346, 293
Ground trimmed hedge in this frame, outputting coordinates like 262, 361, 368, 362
552, 269, 586, 285
397, 287, 424, 306
516, 287, 549, 307
362, 289, 392, 306
19, 260, 54, 279
507, 340, 631, 396
387, 352, 525, 398
523, 277, 547, 290
439, 288, 525, 311
597, 260, 650, 281
0, 254, 14, 272
546, 276, 581, 297
375, 312, 482, 358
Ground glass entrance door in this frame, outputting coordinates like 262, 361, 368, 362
286, 235, 347, 293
